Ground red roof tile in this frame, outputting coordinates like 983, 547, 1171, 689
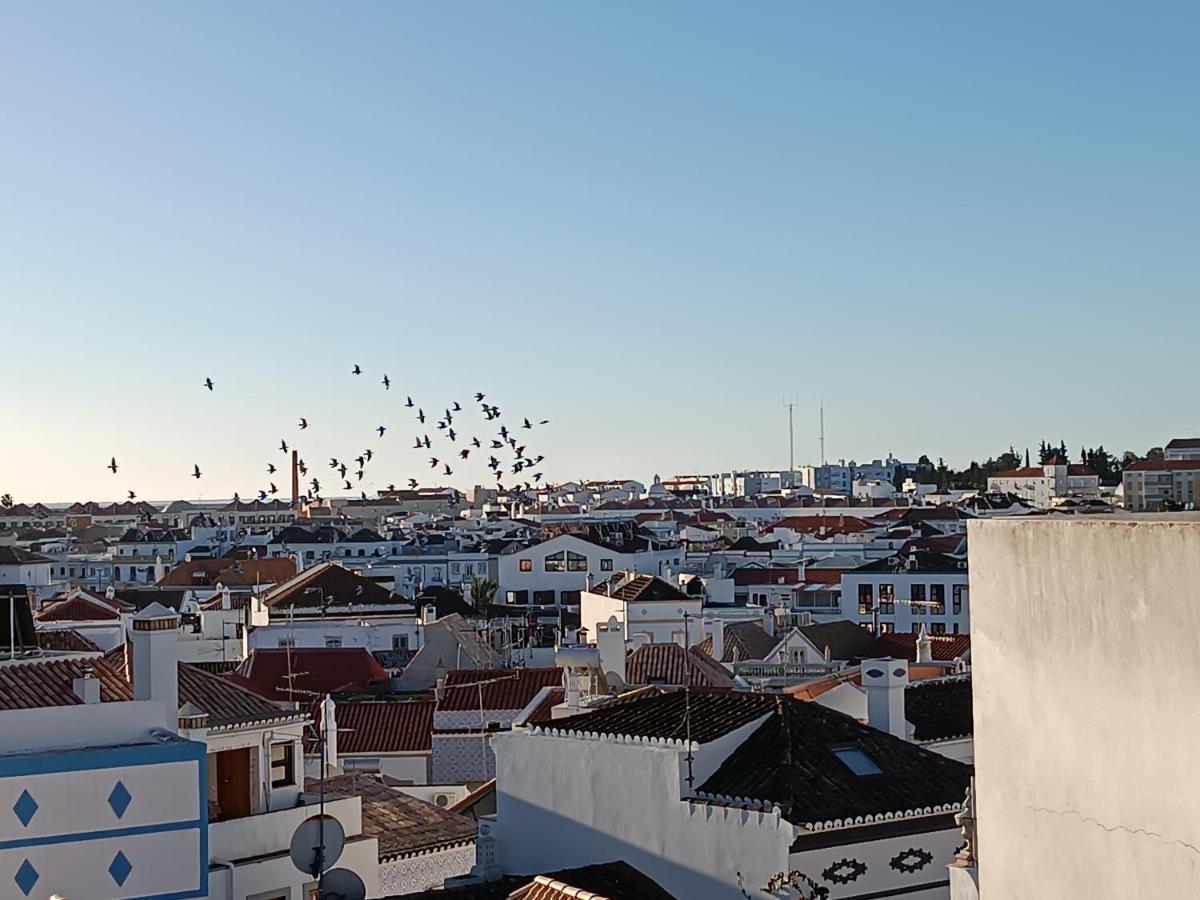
624, 643, 735, 688
36, 594, 123, 622
1125, 459, 1200, 471
437, 668, 563, 713
157, 557, 297, 588
330, 699, 435, 754
871, 632, 971, 662
0, 657, 132, 710
236, 647, 389, 702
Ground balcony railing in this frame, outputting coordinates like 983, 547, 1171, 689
732, 661, 838, 679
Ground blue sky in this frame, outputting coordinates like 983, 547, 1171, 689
2, 2, 1197, 501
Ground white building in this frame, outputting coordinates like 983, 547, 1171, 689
1121, 458, 1200, 511
839, 551, 970, 635
1164, 437, 1200, 461
579, 573, 703, 646
0, 546, 59, 600
986, 462, 1100, 509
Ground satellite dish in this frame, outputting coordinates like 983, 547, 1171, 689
320, 868, 367, 900
289, 814, 345, 876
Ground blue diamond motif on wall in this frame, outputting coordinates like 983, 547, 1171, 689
107, 781, 132, 818
14, 859, 39, 896
12, 790, 38, 827
108, 850, 133, 887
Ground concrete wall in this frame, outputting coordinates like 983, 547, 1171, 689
968, 516, 1200, 898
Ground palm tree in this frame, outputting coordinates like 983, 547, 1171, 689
469, 577, 498, 610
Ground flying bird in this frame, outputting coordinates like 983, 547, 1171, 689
204, 378, 214, 391
127, 490, 136, 500
523, 418, 532, 429
330, 458, 339, 468
447, 428, 457, 441
474, 392, 485, 402
191, 464, 202, 479
471, 437, 481, 448
382, 374, 390, 390
429, 458, 439, 468
364, 449, 374, 461
423, 435, 431, 449
338, 464, 347, 478
452, 401, 462, 412
311, 478, 321, 492
413, 437, 423, 449
377, 425, 386, 437
443, 464, 453, 476
459, 449, 470, 460
298, 418, 308, 430
417, 409, 426, 424
280, 439, 289, 453
352, 364, 362, 375
355, 455, 365, 468
408, 478, 418, 489
267, 463, 277, 474
491, 440, 503, 449
355, 470, 364, 481
269, 483, 278, 494
298, 460, 308, 475
343, 480, 352, 490
107, 457, 118, 474
405, 396, 414, 408
258, 490, 268, 501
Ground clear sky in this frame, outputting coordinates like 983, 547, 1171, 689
2, 2, 1197, 502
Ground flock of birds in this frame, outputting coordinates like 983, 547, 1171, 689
107, 366, 552, 504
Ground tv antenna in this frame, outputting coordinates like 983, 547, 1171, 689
783, 397, 798, 476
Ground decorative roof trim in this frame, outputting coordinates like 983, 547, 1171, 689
798, 801, 965, 832
382, 836, 476, 862
527, 725, 700, 752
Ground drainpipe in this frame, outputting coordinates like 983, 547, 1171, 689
212, 859, 235, 898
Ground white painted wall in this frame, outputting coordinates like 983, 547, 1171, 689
968, 516, 1200, 899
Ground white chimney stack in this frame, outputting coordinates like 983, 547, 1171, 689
595, 615, 626, 688
131, 601, 180, 732
421, 603, 437, 625
762, 606, 775, 637
321, 695, 339, 774
915, 624, 933, 664
72, 665, 101, 704
862, 657, 909, 738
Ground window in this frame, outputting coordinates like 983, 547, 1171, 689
507, 590, 529, 605
931, 584, 946, 615
878, 583, 894, 614
952, 585, 964, 615
270, 742, 295, 788
600, 558, 613, 572
911, 583, 925, 614
831, 745, 882, 776
533, 590, 555, 605
857, 584, 873, 615
566, 551, 588, 572
277, 637, 295, 648
931, 623, 946, 635
324, 636, 342, 648
878, 622, 895, 635
392, 633, 409, 651
544, 551, 566, 572
560, 590, 581, 605
519, 558, 532, 572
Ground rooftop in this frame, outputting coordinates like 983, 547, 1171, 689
624, 643, 737, 688
438, 668, 564, 713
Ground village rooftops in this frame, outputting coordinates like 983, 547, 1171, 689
1124, 458, 1200, 471
438, 667, 564, 713
696, 621, 781, 664
0, 546, 53, 565
871, 631, 970, 662
851, 550, 967, 574
586, 573, 689, 603
905, 674, 973, 743
234, 646, 389, 702
624, 643, 737, 688
261, 560, 407, 612
156, 557, 298, 588
0, 655, 132, 710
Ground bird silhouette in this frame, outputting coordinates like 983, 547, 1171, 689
355, 470, 364, 481
355, 455, 365, 468
267, 463, 277, 474
269, 483, 278, 494
127, 490, 136, 500
408, 478, 418, 489
377, 425, 386, 437
330, 458, 339, 469
352, 364, 362, 375
405, 396, 414, 408
523, 418, 533, 429
452, 401, 462, 412
429, 458, 439, 468
471, 437, 481, 448
298, 460, 308, 475
474, 392, 485, 402
444, 408, 453, 423
364, 449, 374, 461
382, 374, 390, 390
107, 457, 118, 474
204, 378, 214, 391
413, 437, 423, 449
447, 428, 457, 441
423, 435, 432, 449
417, 409, 426, 424
443, 464, 453, 476
311, 478, 321, 492
533, 472, 543, 482
192, 465, 202, 479
459, 449, 470, 460
338, 464, 347, 478
343, 480, 352, 490
280, 439, 289, 453
258, 490, 268, 501
491, 440, 503, 449
298, 418, 308, 430
499, 426, 509, 439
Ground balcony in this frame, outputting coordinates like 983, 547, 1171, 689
208, 793, 362, 863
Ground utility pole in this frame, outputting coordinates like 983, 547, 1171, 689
783, 397, 797, 476
819, 400, 826, 466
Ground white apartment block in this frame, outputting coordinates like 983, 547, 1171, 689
1121, 459, 1200, 511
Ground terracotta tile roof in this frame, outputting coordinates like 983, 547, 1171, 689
157, 557, 297, 588
438, 668, 563, 713
906, 675, 973, 742
802, 568, 849, 586
1125, 458, 1200, 471
797, 620, 878, 662
871, 632, 971, 662
0, 547, 54, 564
624, 643, 735, 688
36, 594, 124, 622
767, 515, 876, 535
535, 689, 774, 744
698, 695, 971, 829
262, 561, 404, 612
523, 688, 564, 725
36, 629, 102, 653
586, 574, 689, 603
329, 700, 435, 754
0, 656, 132, 710
235, 647, 389, 702
316, 773, 476, 860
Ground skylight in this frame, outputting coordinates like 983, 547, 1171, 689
832, 745, 882, 776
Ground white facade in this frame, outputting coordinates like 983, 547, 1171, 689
579, 583, 703, 645
840, 565, 970, 634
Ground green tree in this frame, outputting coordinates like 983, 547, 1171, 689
469, 577, 498, 610
1147, 446, 1165, 461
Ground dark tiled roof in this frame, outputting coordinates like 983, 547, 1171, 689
852, 550, 967, 574
385, 861, 677, 899
906, 676, 973, 742
871, 632, 971, 662
438, 668, 563, 713
158, 557, 297, 588
316, 774, 476, 860
0, 656, 132, 710
1125, 458, 1200, 471
523, 688, 564, 725
331, 700, 434, 753
1166, 438, 1200, 450
797, 620, 879, 662
697, 621, 780, 663
235, 647, 389, 702
264, 562, 402, 611
587, 574, 689, 603
0, 547, 53, 564
624, 643, 736, 688
37, 629, 102, 653
726, 537, 779, 552
698, 696, 971, 827
536, 689, 774, 744
730, 567, 800, 587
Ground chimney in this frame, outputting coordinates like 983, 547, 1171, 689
704, 617, 724, 661
131, 602, 180, 732
915, 624, 933, 664
762, 606, 775, 637
862, 657, 909, 738
595, 615, 627, 687
421, 603, 437, 625
72, 664, 101, 704
321, 695, 339, 774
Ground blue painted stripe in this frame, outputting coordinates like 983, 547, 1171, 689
0, 818, 201, 851
0, 739, 205, 777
